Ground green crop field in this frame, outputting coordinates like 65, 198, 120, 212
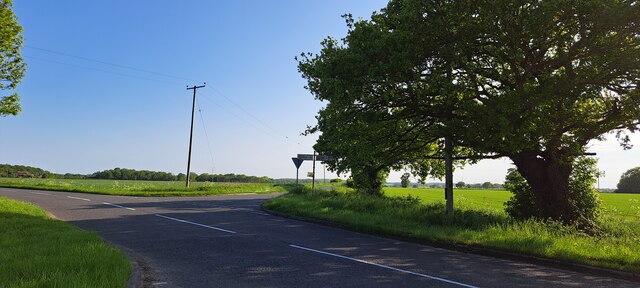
0, 196, 130, 287
264, 185, 640, 272
383, 187, 640, 219
0, 178, 286, 196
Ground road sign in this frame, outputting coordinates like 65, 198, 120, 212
316, 155, 333, 162
297, 154, 314, 161
307, 172, 314, 177
291, 157, 304, 169
297, 154, 333, 161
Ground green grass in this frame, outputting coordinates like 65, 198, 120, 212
383, 187, 640, 219
0, 178, 286, 196
263, 186, 640, 272
0, 196, 131, 287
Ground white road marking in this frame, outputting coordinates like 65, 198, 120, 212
152, 282, 168, 286
30, 192, 51, 196
289, 244, 478, 288
103, 202, 136, 211
155, 214, 236, 234
67, 196, 91, 201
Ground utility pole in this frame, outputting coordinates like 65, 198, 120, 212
185, 83, 206, 187
444, 136, 454, 214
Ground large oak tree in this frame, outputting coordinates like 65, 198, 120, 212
299, 0, 640, 223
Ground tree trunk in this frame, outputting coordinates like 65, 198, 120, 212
510, 151, 575, 223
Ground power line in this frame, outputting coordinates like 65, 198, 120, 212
25, 45, 197, 82
25, 45, 305, 150
208, 85, 291, 140
24, 55, 181, 85
197, 90, 296, 146
197, 98, 216, 173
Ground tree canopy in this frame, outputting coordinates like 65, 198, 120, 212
0, 0, 26, 116
299, 0, 640, 223
617, 167, 640, 193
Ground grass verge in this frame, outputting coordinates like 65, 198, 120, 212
263, 187, 640, 273
0, 196, 131, 287
0, 178, 286, 196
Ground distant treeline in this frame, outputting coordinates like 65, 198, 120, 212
0, 164, 49, 178
90, 168, 273, 183
0, 164, 272, 183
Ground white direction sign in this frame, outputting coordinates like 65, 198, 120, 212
297, 154, 333, 162
297, 154, 315, 161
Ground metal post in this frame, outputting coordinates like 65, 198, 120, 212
296, 167, 299, 185
312, 151, 316, 193
445, 136, 454, 214
186, 83, 205, 187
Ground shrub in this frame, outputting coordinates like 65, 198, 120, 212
345, 177, 354, 188
350, 166, 388, 197
504, 157, 602, 229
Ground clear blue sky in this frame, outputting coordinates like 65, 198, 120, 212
1, 1, 638, 188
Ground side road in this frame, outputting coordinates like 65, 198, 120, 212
0, 187, 637, 288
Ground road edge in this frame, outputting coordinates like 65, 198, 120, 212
261, 205, 639, 283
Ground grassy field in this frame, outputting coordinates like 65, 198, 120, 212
0, 196, 130, 287
0, 178, 286, 196
263, 186, 640, 272
383, 187, 640, 219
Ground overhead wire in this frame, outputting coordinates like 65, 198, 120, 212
26, 45, 305, 149
24, 55, 182, 85
197, 89, 292, 145
207, 85, 292, 140
196, 96, 216, 174
24, 45, 197, 83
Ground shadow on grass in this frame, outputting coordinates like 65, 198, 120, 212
277, 185, 510, 231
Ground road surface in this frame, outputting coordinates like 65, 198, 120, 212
0, 187, 636, 288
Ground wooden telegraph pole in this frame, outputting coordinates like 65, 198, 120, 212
444, 136, 454, 214
185, 83, 206, 187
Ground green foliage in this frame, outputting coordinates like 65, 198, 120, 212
89, 167, 272, 183
298, 0, 640, 223
617, 167, 640, 194
0, 0, 26, 116
455, 181, 466, 188
0, 196, 130, 287
400, 173, 410, 188
0, 164, 49, 178
350, 165, 388, 196
504, 157, 603, 228
481, 182, 494, 189
329, 178, 343, 183
345, 177, 354, 188
503, 168, 538, 220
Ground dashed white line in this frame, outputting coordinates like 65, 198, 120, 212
103, 202, 136, 211
67, 196, 91, 201
152, 282, 168, 286
155, 214, 236, 234
30, 192, 51, 196
289, 244, 478, 288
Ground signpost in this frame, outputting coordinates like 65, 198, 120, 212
294, 152, 333, 193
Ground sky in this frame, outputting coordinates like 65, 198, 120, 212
1, 1, 638, 188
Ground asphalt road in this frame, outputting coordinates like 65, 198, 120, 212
1, 187, 637, 288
